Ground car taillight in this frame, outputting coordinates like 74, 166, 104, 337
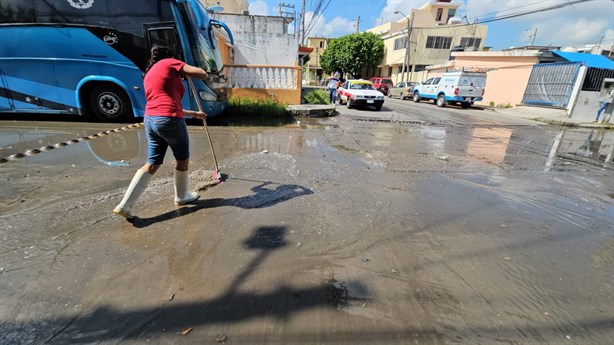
454, 87, 459, 95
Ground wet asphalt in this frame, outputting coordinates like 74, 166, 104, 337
1, 98, 613, 344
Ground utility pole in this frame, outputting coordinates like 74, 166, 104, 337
356, 16, 361, 33
301, 0, 306, 45
395, 11, 413, 83
531, 28, 537, 46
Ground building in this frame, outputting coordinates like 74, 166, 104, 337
200, 0, 248, 15
366, 0, 487, 84
303, 37, 330, 85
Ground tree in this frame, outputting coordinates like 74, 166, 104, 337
320, 32, 385, 79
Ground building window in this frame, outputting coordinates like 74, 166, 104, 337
460, 37, 482, 49
394, 36, 408, 50
397, 65, 408, 73
436, 8, 443, 21
387, 67, 393, 77
414, 65, 428, 72
319, 41, 324, 48
448, 9, 456, 18
426, 36, 452, 49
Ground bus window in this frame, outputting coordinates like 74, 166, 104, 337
145, 23, 184, 61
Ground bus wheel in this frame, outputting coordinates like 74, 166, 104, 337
89, 85, 133, 122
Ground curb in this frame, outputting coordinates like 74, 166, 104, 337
287, 105, 336, 117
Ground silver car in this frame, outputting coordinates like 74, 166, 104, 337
387, 81, 418, 100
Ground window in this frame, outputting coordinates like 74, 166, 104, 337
319, 41, 324, 48
394, 36, 408, 50
460, 37, 482, 49
395, 82, 405, 88
397, 65, 408, 73
426, 36, 452, 49
414, 65, 428, 72
448, 9, 456, 18
432, 77, 441, 85
436, 8, 443, 21
423, 78, 434, 85
387, 67, 393, 77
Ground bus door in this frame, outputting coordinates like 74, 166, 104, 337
144, 23, 184, 61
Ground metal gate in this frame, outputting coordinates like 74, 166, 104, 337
522, 62, 581, 108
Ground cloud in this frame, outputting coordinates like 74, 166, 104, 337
459, 0, 614, 46
248, 0, 268, 16
375, 0, 425, 26
303, 12, 356, 38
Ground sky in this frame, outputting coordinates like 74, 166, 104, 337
247, 0, 614, 51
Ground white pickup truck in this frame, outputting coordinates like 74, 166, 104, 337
412, 71, 486, 108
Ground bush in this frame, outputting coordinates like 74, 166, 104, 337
303, 89, 330, 104
226, 96, 288, 117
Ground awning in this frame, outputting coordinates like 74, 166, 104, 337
552, 50, 614, 69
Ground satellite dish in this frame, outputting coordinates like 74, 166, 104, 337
206, 6, 224, 13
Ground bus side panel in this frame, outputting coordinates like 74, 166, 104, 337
1, 60, 66, 112
0, 70, 11, 110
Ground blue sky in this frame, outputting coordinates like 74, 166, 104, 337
247, 0, 614, 50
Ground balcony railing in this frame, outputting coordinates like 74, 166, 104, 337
225, 65, 301, 90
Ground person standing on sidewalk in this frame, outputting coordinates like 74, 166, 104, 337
113, 45, 207, 219
326, 75, 339, 104
594, 88, 614, 123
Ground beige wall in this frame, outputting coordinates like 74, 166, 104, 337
427, 53, 540, 107
200, 0, 248, 14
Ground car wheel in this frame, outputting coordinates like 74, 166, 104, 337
337, 96, 344, 105
413, 92, 420, 103
436, 94, 447, 108
346, 98, 352, 109
387, 91, 392, 98
399, 92, 405, 100
88, 85, 133, 122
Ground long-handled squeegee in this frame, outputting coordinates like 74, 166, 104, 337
186, 76, 222, 183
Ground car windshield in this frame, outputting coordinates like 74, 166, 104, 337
351, 83, 375, 90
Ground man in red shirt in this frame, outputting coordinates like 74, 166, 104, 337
113, 45, 208, 219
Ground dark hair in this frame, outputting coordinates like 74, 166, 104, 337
144, 45, 175, 75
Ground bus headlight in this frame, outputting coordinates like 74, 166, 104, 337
199, 90, 217, 102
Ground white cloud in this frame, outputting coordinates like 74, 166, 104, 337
303, 12, 356, 38
248, 0, 268, 16
375, 0, 425, 26
459, 0, 614, 46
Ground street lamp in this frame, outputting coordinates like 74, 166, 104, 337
394, 10, 412, 83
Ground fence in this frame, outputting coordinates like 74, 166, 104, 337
522, 62, 581, 108
224, 65, 302, 104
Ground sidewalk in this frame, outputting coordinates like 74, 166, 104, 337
489, 106, 614, 129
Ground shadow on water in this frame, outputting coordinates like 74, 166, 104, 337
129, 181, 313, 228
0, 226, 369, 344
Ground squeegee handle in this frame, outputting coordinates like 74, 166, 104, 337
186, 76, 219, 170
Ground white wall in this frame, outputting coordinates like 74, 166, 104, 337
571, 90, 614, 123
217, 14, 298, 66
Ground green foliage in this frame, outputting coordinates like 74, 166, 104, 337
226, 97, 288, 117
303, 90, 330, 104
489, 101, 495, 107
320, 32, 385, 78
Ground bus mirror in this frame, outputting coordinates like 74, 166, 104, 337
206, 6, 224, 13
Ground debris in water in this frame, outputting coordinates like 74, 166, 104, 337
260, 149, 268, 154
192, 168, 222, 191
215, 333, 227, 342
180, 327, 192, 335
361, 302, 367, 307
391, 269, 398, 273
566, 335, 571, 340
168, 293, 175, 301
437, 154, 450, 161
361, 257, 370, 263
501, 224, 507, 228
504, 257, 512, 260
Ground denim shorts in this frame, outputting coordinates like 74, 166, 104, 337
144, 116, 189, 165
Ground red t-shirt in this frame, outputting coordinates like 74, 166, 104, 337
144, 58, 186, 117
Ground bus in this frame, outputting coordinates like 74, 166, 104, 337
0, 0, 234, 121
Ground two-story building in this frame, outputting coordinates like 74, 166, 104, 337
367, 0, 488, 84
303, 37, 330, 85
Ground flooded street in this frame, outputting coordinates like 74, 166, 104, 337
1, 108, 613, 344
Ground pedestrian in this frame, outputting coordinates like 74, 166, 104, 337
594, 88, 614, 123
113, 45, 208, 219
326, 75, 339, 104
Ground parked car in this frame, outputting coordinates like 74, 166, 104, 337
388, 81, 418, 100
369, 77, 394, 94
412, 71, 486, 108
337, 79, 385, 111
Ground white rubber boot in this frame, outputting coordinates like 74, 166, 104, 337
174, 170, 200, 206
113, 170, 152, 219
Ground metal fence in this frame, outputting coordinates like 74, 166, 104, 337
581, 67, 614, 91
522, 62, 581, 108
